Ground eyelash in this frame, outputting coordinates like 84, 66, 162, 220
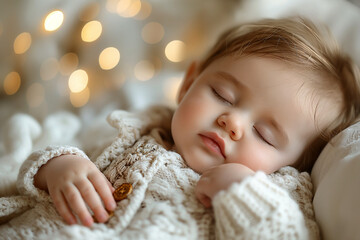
211, 87, 232, 105
253, 126, 274, 147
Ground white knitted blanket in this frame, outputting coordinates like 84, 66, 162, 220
0, 111, 83, 197
0, 106, 319, 239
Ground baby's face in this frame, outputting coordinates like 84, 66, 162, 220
171, 56, 331, 174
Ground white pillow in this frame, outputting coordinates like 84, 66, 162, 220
311, 121, 360, 240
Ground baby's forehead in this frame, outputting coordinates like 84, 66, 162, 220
293, 74, 343, 131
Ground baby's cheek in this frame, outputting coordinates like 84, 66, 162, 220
175, 102, 208, 134
235, 145, 277, 174
182, 99, 207, 119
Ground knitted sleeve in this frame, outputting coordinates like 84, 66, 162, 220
16, 145, 89, 203
269, 167, 320, 240
212, 172, 309, 240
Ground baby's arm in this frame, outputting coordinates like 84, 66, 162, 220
196, 164, 311, 239
195, 163, 254, 207
34, 154, 116, 226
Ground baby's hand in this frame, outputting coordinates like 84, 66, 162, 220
195, 163, 255, 208
34, 154, 116, 226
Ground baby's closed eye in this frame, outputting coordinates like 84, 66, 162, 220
253, 125, 275, 147
211, 87, 234, 105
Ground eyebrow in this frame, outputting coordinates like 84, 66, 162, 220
216, 71, 289, 147
216, 71, 249, 92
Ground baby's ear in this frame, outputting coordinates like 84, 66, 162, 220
177, 61, 199, 103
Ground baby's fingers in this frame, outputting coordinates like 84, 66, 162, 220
76, 177, 111, 224
197, 193, 212, 208
62, 183, 94, 227
49, 188, 77, 225
88, 172, 116, 212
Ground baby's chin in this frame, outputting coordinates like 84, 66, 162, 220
184, 157, 219, 174
181, 155, 203, 173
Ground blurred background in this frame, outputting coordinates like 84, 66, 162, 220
0, 0, 241, 123
0, 0, 359, 124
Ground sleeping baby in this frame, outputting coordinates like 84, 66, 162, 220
1, 17, 359, 240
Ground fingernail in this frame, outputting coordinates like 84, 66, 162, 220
107, 200, 116, 211
67, 217, 76, 225
84, 217, 93, 226
98, 211, 108, 223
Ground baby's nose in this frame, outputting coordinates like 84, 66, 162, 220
217, 113, 246, 141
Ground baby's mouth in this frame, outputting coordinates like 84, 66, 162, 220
199, 133, 226, 159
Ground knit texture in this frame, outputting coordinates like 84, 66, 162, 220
0, 112, 81, 197
0, 105, 319, 240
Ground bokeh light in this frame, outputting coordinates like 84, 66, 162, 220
116, 0, 131, 14
134, 60, 155, 81
68, 69, 88, 93
59, 52, 79, 76
141, 22, 164, 44
44, 10, 64, 32
106, 0, 120, 13
126, 0, 142, 18
165, 40, 186, 62
13, 32, 32, 54
134, 1, 152, 20
99, 47, 120, 70
81, 20, 102, 42
117, 0, 141, 18
26, 83, 45, 108
70, 87, 90, 107
3, 72, 21, 95
40, 58, 59, 81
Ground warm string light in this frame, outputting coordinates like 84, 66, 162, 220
117, 0, 141, 18
106, 0, 120, 13
70, 87, 90, 107
165, 40, 186, 62
134, 60, 155, 81
13, 32, 32, 54
106, 0, 151, 19
4, 0, 192, 110
68, 69, 88, 93
44, 10, 64, 31
99, 47, 120, 70
141, 22, 164, 44
68, 69, 90, 106
135, 1, 151, 20
116, 0, 132, 15
3, 72, 21, 95
81, 20, 102, 42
